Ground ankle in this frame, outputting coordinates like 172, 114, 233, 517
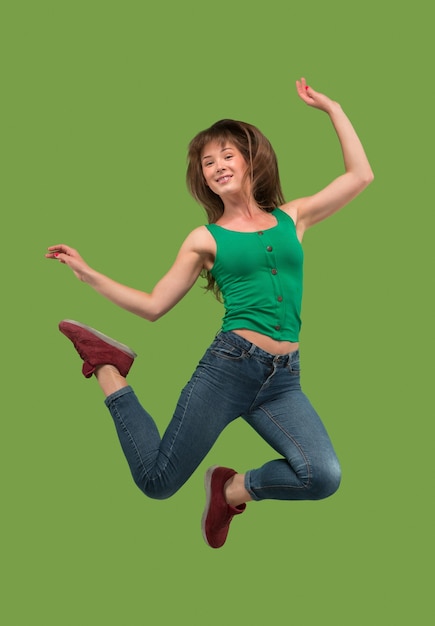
94, 364, 121, 376
94, 364, 128, 397
224, 474, 251, 508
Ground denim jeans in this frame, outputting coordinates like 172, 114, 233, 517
105, 331, 341, 501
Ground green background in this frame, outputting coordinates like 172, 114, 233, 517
2, 1, 433, 624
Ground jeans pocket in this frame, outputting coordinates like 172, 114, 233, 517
287, 354, 301, 376
211, 339, 246, 361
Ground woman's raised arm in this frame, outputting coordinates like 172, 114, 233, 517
282, 77, 374, 235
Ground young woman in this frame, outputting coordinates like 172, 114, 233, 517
46, 77, 373, 548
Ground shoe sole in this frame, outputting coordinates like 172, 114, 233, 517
61, 320, 137, 358
201, 465, 219, 547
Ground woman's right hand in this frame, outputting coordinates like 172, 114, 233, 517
46, 226, 213, 321
46, 244, 92, 282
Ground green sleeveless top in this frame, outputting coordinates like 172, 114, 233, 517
206, 208, 304, 342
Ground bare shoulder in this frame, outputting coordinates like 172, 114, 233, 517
278, 201, 306, 241
184, 225, 216, 252
278, 201, 299, 224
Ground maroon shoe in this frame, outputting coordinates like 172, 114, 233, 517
59, 320, 137, 378
201, 465, 246, 548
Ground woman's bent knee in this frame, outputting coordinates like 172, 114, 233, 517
310, 461, 342, 500
132, 473, 180, 500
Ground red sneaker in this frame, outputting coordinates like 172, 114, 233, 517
201, 465, 246, 548
59, 320, 137, 378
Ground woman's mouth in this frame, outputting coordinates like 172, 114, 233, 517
217, 175, 233, 184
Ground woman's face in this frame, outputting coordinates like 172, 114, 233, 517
201, 141, 248, 197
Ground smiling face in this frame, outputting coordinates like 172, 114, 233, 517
201, 141, 249, 197
187, 119, 285, 224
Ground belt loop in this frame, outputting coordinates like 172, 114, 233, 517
273, 354, 289, 365
247, 343, 256, 356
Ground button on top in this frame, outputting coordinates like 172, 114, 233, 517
258, 231, 264, 235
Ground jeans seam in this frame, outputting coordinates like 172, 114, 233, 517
255, 405, 313, 491
111, 402, 149, 481
164, 372, 202, 464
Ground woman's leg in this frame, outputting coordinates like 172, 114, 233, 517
58, 320, 247, 500
243, 353, 341, 502
104, 381, 234, 500
103, 336, 261, 500
95, 364, 128, 396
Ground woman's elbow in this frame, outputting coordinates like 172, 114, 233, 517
365, 168, 375, 186
142, 310, 162, 323
137, 294, 167, 322
142, 303, 170, 322
362, 164, 375, 186
356, 168, 374, 193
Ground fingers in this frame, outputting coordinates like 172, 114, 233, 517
296, 77, 314, 103
47, 244, 70, 254
45, 244, 88, 280
45, 244, 77, 260
295, 77, 304, 94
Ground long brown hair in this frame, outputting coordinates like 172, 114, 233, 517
186, 119, 286, 298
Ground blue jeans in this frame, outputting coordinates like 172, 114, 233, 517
105, 331, 341, 501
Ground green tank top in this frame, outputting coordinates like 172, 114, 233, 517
206, 208, 304, 342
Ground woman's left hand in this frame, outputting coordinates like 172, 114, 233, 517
296, 77, 338, 114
